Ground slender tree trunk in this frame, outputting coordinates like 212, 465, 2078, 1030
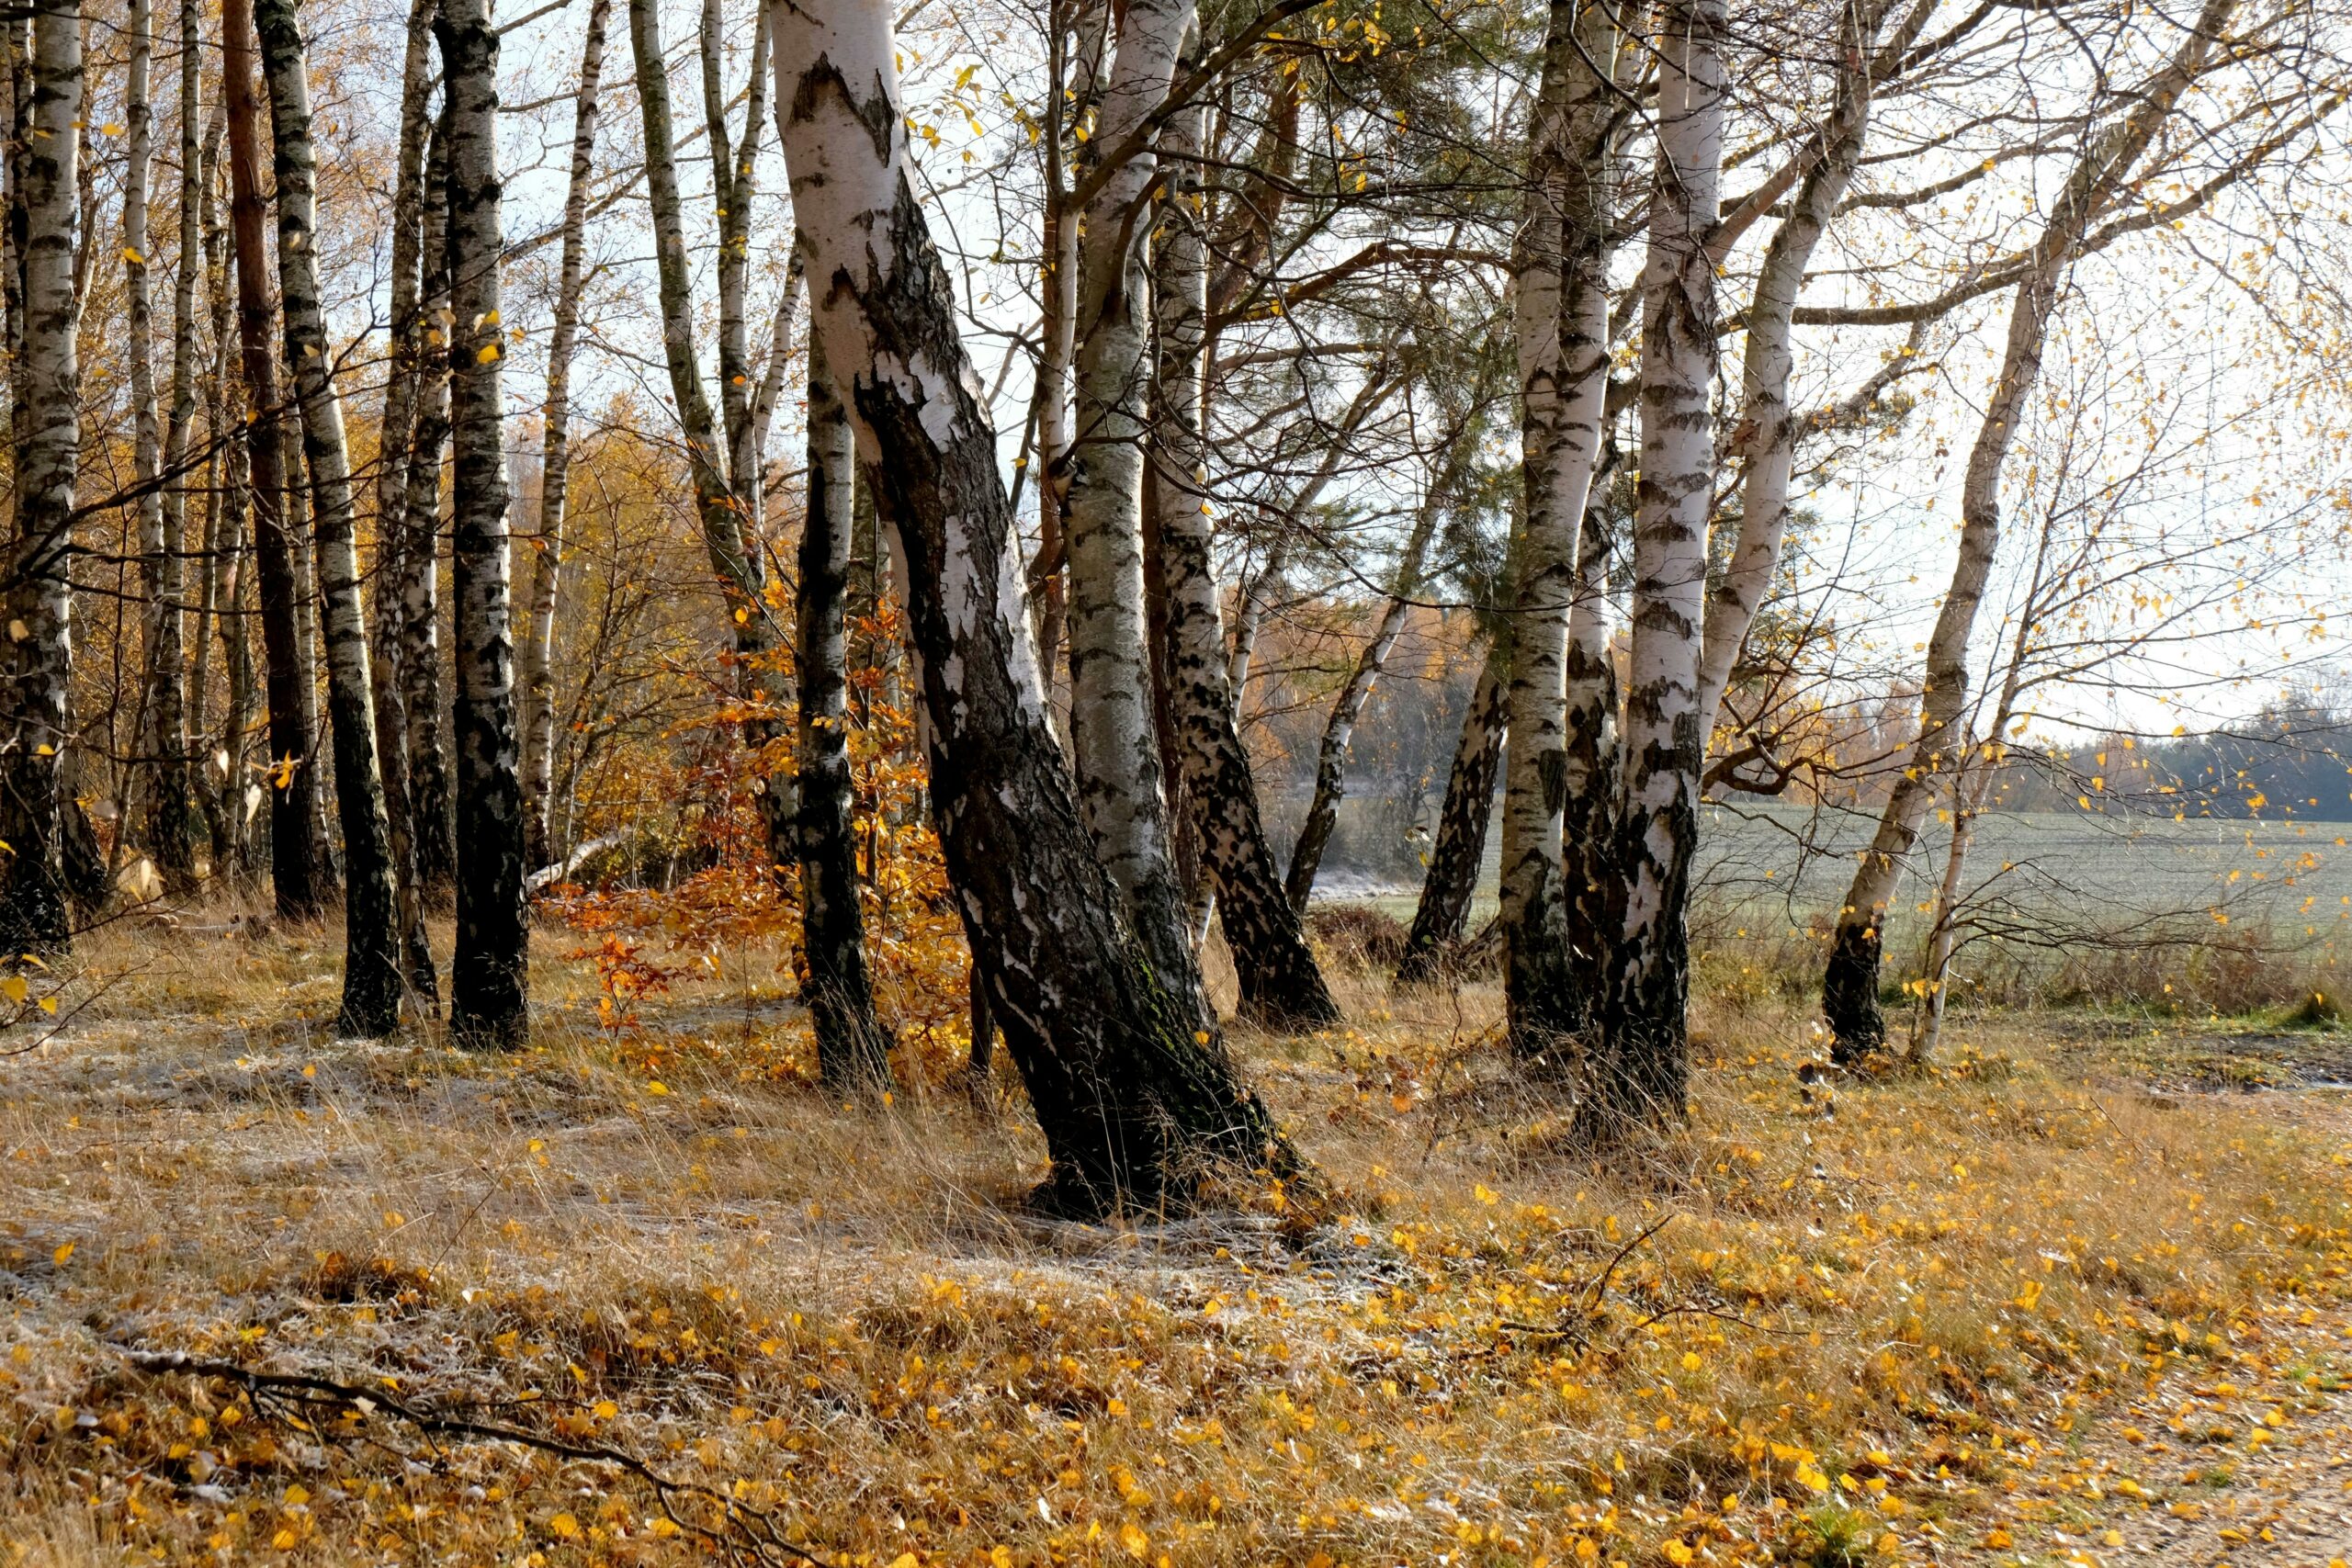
628, 0, 800, 891
254, 0, 405, 1032
200, 122, 255, 885
1821, 0, 2236, 1063
799, 340, 890, 1085
402, 117, 456, 905
770, 0, 1297, 1214
368, 0, 439, 998
1283, 479, 1443, 911
1398, 640, 1509, 984
1559, 485, 1619, 971
1501, 0, 1618, 1067
1149, 73, 1337, 1028
126, 0, 193, 892
286, 421, 340, 891
1060, 0, 1209, 1029
437, 0, 529, 1045
521, 0, 610, 871
700, 0, 765, 502
0, 0, 83, 958
1695, 0, 1920, 735
162, 6, 206, 882
221, 0, 321, 918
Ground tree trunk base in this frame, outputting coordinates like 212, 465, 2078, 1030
1822, 921, 1885, 1066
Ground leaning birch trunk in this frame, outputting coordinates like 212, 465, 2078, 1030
1694, 0, 1921, 735
125, 0, 194, 893
1058, 0, 1209, 1029
799, 339, 891, 1085
627, 0, 800, 889
1500, 0, 1617, 1066
769, 0, 1298, 1214
0, 0, 82, 958
368, 0, 439, 998
699, 0, 765, 502
1821, 0, 2236, 1063
401, 117, 457, 904
1397, 638, 1509, 985
254, 0, 406, 1034
521, 0, 610, 872
437, 0, 530, 1046
1283, 477, 1442, 912
222, 0, 322, 919
1149, 77, 1338, 1028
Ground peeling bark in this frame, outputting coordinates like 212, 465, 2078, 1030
769, 0, 1297, 1213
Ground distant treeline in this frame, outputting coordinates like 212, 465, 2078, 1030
1996, 701, 2352, 820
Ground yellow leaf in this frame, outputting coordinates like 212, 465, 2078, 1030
646, 1080, 670, 1096
121, 246, 143, 264
549, 1512, 581, 1540
52, 1241, 73, 1266
1473, 1183, 1498, 1206
476, 343, 501, 363
2, 976, 24, 1004
100, 122, 124, 135
1118, 1521, 1148, 1559
39, 997, 57, 1014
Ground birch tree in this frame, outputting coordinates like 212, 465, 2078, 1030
1149, 72, 1339, 1029
0, 0, 82, 957
438, 0, 529, 1045
1059, 0, 1209, 1027
221, 0, 321, 918
520, 0, 611, 874
1499, 0, 1620, 1066
254, 0, 406, 1032
1398, 640, 1510, 984
1821, 0, 2240, 1063
402, 118, 457, 903
768, 0, 1297, 1213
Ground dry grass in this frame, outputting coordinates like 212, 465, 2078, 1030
4, 918, 2350, 1566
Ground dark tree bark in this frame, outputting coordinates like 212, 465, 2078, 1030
1397, 640, 1508, 985
798, 340, 889, 1087
1147, 70, 1337, 1029
401, 118, 456, 904
437, 0, 529, 1045
0, 0, 83, 958
254, 0, 406, 1033
770, 0, 1298, 1214
221, 0, 322, 919
367, 0, 440, 1000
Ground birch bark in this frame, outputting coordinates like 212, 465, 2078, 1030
254, 0, 406, 1032
437, 0, 530, 1045
1821, 0, 2237, 1062
0, 0, 81, 957
799, 339, 890, 1085
401, 117, 456, 902
521, 0, 610, 872
1397, 640, 1510, 985
769, 0, 1297, 1213
1149, 80, 1337, 1028
1060, 0, 1208, 1028
221, 0, 322, 918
